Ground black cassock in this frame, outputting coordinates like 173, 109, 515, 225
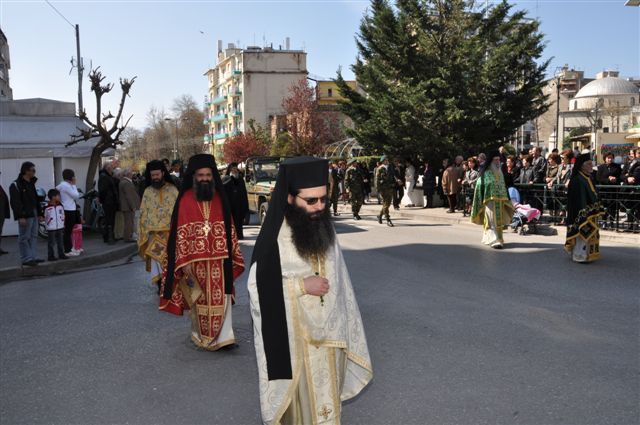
223, 176, 249, 239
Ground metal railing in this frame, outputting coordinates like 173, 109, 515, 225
513, 183, 640, 233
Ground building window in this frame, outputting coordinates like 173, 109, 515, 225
631, 97, 636, 106
328, 88, 333, 97
573, 100, 577, 110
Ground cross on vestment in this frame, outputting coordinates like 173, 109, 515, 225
319, 405, 332, 421
203, 222, 211, 236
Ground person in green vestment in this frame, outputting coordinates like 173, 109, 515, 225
564, 153, 604, 263
470, 151, 514, 249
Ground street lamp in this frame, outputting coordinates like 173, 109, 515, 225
164, 117, 179, 160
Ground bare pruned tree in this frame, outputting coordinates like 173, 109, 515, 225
66, 67, 136, 217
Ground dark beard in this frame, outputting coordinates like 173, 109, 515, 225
194, 180, 214, 201
151, 180, 164, 189
284, 203, 335, 260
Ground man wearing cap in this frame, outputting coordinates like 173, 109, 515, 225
375, 155, 395, 226
137, 160, 179, 289
344, 158, 364, 220
470, 151, 514, 249
160, 154, 245, 350
565, 153, 604, 263
248, 156, 372, 425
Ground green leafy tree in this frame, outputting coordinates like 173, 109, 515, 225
337, 0, 549, 160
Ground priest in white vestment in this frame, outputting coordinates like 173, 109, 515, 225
248, 157, 373, 425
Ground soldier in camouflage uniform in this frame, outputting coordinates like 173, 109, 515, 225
329, 162, 341, 216
375, 155, 395, 227
345, 158, 365, 220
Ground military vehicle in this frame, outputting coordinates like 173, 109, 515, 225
244, 156, 282, 225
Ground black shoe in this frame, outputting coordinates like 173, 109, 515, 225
333, 212, 340, 216
377, 215, 382, 224
0, 249, 8, 255
35, 258, 45, 263
386, 218, 394, 227
446, 210, 455, 213
59, 255, 69, 260
355, 214, 362, 220
22, 260, 38, 267
48, 256, 57, 262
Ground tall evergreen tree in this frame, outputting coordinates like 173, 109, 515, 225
337, 0, 549, 159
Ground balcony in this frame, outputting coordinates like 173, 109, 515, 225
211, 95, 227, 104
203, 134, 211, 143
230, 88, 242, 97
211, 113, 228, 122
203, 118, 209, 125
214, 133, 228, 140
231, 110, 242, 117
230, 130, 242, 137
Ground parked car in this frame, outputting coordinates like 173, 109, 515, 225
244, 156, 283, 225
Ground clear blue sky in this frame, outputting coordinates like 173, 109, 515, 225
1, 1, 638, 131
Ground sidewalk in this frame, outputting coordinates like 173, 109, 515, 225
0, 232, 138, 284
338, 200, 640, 245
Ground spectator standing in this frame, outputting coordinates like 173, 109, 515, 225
402, 159, 416, 207
596, 152, 622, 228
421, 161, 436, 209
329, 162, 341, 216
441, 160, 462, 213
437, 158, 449, 207
0, 174, 10, 255
555, 149, 574, 187
119, 169, 141, 242
98, 162, 119, 244
56, 169, 81, 256
531, 147, 547, 184
9, 161, 44, 266
392, 159, 405, 210
44, 189, 67, 261
545, 153, 560, 187
504, 155, 520, 188
375, 155, 395, 226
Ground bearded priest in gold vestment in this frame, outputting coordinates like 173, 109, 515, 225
248, 157, 372, 425
161, 154, 245, 350
138, 160, 179, 289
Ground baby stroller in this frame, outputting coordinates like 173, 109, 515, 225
508, 187, 541, 235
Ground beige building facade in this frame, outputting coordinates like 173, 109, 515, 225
0, 28, 13, 100
204, 41, 307, 158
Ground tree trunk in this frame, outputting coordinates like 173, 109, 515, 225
83, 145, 104, 220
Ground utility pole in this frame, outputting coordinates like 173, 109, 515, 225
75, 24, 84, 115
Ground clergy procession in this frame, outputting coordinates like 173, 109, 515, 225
2, 1, 639, 423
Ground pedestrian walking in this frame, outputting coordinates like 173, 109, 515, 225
118, 169, 141, 243
138, 160, 179, 290
470, 151, 514, 249
44, 189, 67, 261
565, 154, 604, 263
222, 162, 249, 240
375, 155, 395, 226
161, 154, 245, 350
56, 169, 81, 256
344, 158, 365, 220
248, 156, 372, 425
9, 161, 44, 266
329, 162, 341, 216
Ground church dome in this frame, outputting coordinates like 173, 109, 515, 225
575, 77, 639, 99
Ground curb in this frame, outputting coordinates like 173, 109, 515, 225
0, 243, 138, 285
354, 204, 640, 245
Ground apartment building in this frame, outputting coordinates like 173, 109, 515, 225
204, 40, 307, 157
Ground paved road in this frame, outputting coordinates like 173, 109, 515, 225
1, 214, 638, 425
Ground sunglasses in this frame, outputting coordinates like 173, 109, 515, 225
296, 195, 328, 206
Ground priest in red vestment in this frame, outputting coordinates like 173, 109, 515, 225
160, 154, 245, 350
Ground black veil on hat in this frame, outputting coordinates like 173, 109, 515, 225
163, 154, 235, 301
572, 153, 592, 178
144, 159, 174, 187
251, 156, 329, 381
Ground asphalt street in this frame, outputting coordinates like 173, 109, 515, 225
1, 213, 638, 425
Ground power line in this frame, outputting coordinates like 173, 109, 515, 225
45, 0, 75, 29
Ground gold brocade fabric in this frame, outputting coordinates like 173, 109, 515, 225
138, 184, 179, 271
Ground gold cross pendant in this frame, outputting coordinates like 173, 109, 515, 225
202, 222, 211, 236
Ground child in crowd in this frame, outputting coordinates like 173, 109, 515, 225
71, 205, 84, 254
45, 189, 67, 261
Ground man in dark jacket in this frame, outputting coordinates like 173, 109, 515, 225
0, 172, 11, 255
98, 162, 119, 244
9, 162, 44, 266
596, 152, 622, 227
222, 162, 249, 239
